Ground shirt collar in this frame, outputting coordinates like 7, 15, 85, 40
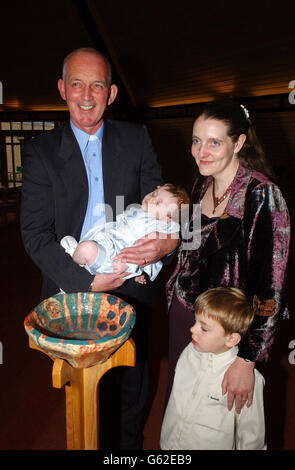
191, 344, 238, 373
70, 121, 104, 154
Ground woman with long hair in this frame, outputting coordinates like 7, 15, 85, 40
166, 99, 290, 414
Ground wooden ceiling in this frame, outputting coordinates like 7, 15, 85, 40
1, 0, 295, 112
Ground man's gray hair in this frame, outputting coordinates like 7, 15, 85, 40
62, 48, 112, 85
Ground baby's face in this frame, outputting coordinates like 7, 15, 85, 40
141, 186, 178, 221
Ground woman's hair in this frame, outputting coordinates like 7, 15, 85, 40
198, 99, 275, 181
194, 287, 254, 337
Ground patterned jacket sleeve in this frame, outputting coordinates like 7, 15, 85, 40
238, 181, 290, 362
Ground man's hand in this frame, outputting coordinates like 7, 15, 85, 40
114, 232, 179, 267
91, 272, 127, 292
221, 356, 255, 414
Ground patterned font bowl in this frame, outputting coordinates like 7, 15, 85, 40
24, 292, 136, 368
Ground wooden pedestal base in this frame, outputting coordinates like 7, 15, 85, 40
29, 337, 135, 450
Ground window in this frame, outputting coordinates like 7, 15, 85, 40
5, 136, 24, 187
0, 120, 55, 187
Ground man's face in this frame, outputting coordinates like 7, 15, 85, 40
58, 51, 117, 134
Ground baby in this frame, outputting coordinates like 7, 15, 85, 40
61, 184, 190, 283
160, 287, 266, 450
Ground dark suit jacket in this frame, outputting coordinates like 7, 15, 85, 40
21, 120, 163, 309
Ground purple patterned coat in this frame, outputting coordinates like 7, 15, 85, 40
166, 164, 290, 362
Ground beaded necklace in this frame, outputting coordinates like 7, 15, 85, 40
212, 179, 233, 213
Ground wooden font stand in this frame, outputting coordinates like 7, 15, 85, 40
29, 337, 135, 450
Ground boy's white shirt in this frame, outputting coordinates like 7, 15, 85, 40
160, 343, 266, 450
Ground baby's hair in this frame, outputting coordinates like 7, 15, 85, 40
194, 287, 254, 337
162, 184, 191, 222
163, 183, 190, 207
163, 184, 190, 207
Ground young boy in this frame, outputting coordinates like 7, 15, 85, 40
61, 184, 189, 283
160, 287, 266, 450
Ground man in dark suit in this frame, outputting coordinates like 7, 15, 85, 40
21, 48, 178, 449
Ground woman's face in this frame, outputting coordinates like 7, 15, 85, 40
191, 115, 244, 179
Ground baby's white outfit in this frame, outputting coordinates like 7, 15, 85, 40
61, 206, 179, 281
160, 344, 266, 450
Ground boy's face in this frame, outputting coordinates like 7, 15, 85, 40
190, 313, 232, 355
141, 186, 178, 221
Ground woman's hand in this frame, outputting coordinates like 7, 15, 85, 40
221, 356, 255, 414
114, 232, 179, 267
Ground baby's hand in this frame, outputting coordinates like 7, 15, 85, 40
135, 274, 146, 284
113, 258, 128, 274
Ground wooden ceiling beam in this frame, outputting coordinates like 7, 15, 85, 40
73, 0, 136, 111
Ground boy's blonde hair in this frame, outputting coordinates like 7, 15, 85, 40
194, 287, 254, 337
